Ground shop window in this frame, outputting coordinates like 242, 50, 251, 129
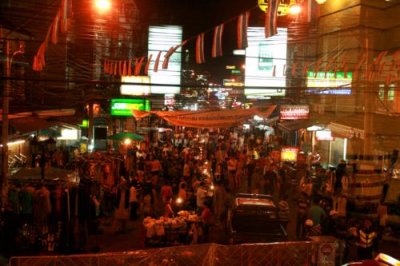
378, 84, 385, 101
388, 84, 395, 101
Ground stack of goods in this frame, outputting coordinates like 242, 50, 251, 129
143, 216, 187, 239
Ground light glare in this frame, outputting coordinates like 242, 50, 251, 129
95, 0, 111, 13
289, 5, 301, 15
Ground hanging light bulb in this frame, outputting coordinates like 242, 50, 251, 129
315, 0, 327, 4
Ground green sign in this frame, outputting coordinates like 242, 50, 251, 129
307, 71, 353, 80
80, 119, 89, 128
111, 98, 151, 116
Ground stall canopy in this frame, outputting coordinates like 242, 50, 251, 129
132, 106, 276, 128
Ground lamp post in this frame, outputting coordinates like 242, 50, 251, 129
30, 137, 57, 180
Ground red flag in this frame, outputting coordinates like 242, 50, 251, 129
196, 33, 205, 64
265, 0, 279, 38
162, 40, 187, 69
113, 61, 117, 75
144, 54, 153, 76
237, 11, 249, 49
60, 0, 69, 33
50, 11, 60, 44
153, 51, 162, 72
373, 50, 388, 65
32, 42, 47, 71
122, 60, 127, 76
212, 24, 224, 58
313, 58, 323, 78
135, 57, 145, 76
302, 62, 310, 76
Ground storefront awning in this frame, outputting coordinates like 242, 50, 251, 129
10, 117, 56, 134
277, 120, 315, 132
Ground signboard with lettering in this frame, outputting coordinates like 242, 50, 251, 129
316, 130, 334, 141
111, 98, 151, 117
280, 105, 309, 120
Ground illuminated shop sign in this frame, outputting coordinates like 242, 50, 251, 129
316, 130, 334, 141
80, 119, 89, 128
147, 25, 183, 95
280, 105, 309, 120
120, 76, 151, 96
258, 0, 297, 16
244, 27, 287, 99
281, 147, 299, 162
306, 71, 352, 95
111, 98, 151, 116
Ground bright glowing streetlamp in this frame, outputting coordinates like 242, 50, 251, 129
94, 0, 111, 14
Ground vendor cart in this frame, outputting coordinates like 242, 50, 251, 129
143, 213, 202, 247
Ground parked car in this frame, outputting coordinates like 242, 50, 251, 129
226, 193, 287, 244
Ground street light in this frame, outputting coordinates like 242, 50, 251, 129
94, 0, 111, 14
30, 137, 57, 180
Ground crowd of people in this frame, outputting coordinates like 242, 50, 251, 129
0, 127, 392, 264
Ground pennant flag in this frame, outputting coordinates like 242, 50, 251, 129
60, 0, 69, 33
212, 24, 224, 58
302, 61, 310, 76
144, 54, 153, 76
113, 61, 117, 75
127, 59, 132, 76
265, 0, 279, 38
373, 50, 388, 65
162, 40, 187, 69
32, 42, 47, 71
313, 58, 323, 78
154, 51, 162, 72
196, 33, 205, 64
50, 11, 60, 44
237, 11, 249, 49
135, 57, 145, 75
122, 60, 127, 76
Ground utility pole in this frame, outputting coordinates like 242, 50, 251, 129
1, 39, 10, 205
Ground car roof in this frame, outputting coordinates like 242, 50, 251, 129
234, 193, 276, 208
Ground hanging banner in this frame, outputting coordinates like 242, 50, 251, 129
132, 106, 276, 128
280, 105, 309, 120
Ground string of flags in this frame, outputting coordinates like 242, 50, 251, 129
31, 0, 400, 86
32, 0, 70, 71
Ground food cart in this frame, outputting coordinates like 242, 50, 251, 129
143, 211, 202, 247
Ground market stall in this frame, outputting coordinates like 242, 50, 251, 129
143, 211, 203, 247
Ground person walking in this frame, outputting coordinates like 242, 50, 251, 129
129, 182, 138, 221
114, 177, 130, 234
296, 192, 311, 240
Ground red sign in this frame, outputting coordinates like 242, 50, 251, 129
280, 105, 309, 120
